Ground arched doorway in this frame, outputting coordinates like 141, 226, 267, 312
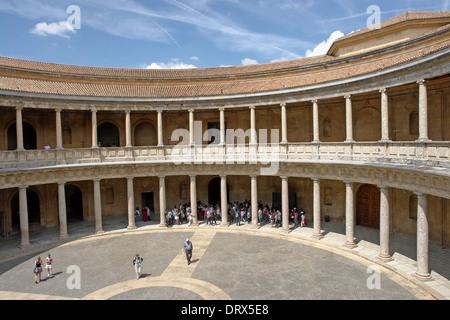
208, 177, 229, 206
10, 189, 41, 230
65, 185, 83, 222
98, 122, 119, 147
7, 122, 37, 150
134, 122, 157, 146
356, 184, 380, 229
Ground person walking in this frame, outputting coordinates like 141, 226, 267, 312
45, 253, 53, 278
34, 256, 43, 284
183, 238, 193, 265
133, 253, 143, 280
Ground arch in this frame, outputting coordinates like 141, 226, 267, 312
208, 177, 230, 206
98, 122, 120, 147
10, 188, 41, 230
65, 185, 84, 222
354, 107, 381, 142
356, 184, 380, 229
7, 122, 37, 150
134, 121, 157, 146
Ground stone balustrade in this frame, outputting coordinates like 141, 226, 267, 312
0, 141, 448, 170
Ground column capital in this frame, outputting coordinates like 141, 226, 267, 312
91, 108, 98, 113
343, 180, 353, 185
280, 103, 286, 108
158, 175, 166, 180
219, 107, 225, 112
344, 94, 352, 100
19, 185, 29, 190
16, 106, 24, 111
58, 181, 67, 186
55, 108, 63, 113
280, 175, 288, 180
417, 79, 427, 86
312, 99, 318, 104
379, 88, 388, 94
249, 105, 255, 110
188, 109, 195, 113
414, 191, 427, 197
124, 110, 131, 114
93, 178, 101, 183
126, 176, 134, 181
311, 178, 320, 182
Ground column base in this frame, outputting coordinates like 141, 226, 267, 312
311, 233, 324, 240
342, 241, 357, 249
95, 230, 105, 235
377, 254, 394, 262
19, 242, 31, 249
378, 139, 392, 144
413, 272, 433, 281
127, 225, 138, 230
250, 223, 260, 230
59, 234, 69, 241
220, 222, 230, 228
415, 138, 431, 143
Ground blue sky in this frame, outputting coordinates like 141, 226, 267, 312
0, 0, 448, 69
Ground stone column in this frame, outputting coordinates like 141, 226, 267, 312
220, 175, 229, 227
249, 106, 257, 145
18, 186, 30, 247
345, 95, 354, 142
379, 89, 391, 142
93, 179, 104, 234
157, 110, 164, 147
311, 178, 323, 239
312, 100, 320, 143
127, 177, 136, 230
58, 182, 68, 239
281, 103, 287, 144
417, 80, 430, 142
190, 175, 198, 226
159, 176, 166, 227
219, 108, 226, 145
281, 176, 289, 232
378, 186, 392, 261
251, 175, 259, 228
415, 193, 432, 280
189, 109, 195, 146
16, 107, 24, 151
55, 108, 63, 150
91, 109, 98, 148
125, 111, 132, 148
343, 181, 356, 248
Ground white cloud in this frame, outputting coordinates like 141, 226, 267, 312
241, 58, 259, 66
30, 21, 75, 39
145, 58, 197, 69
190, 56, 199, 61
305, 30, 345, 57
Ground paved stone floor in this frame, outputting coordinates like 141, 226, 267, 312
0, 217, 449, 302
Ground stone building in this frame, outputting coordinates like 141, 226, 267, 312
0, 11, 449, 280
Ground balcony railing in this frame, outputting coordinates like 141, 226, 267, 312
0, 142, 448, 170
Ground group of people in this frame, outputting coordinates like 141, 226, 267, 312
135, 206, 153, 223
161, 200, 308, 228
33, 253, 53, 284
